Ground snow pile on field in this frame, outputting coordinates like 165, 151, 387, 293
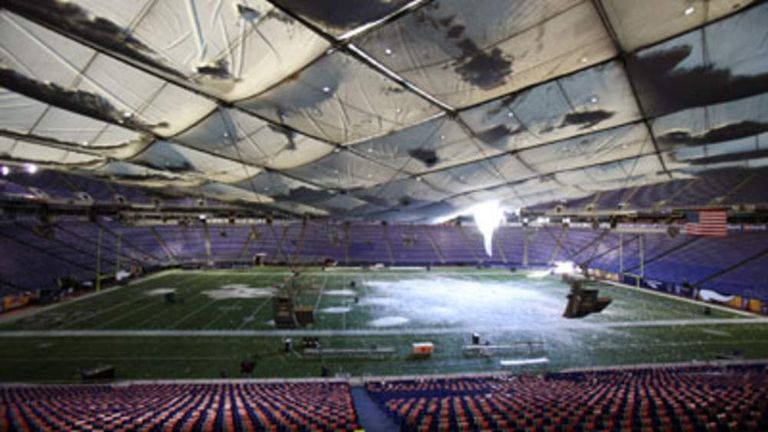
145, 288, 176, 296
203, 284, 276, 300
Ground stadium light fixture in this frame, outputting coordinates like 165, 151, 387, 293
1, 166, 9, 176
25, 163, 38, 174
471, 201, 505, 257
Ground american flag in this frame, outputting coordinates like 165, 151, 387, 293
685, 210, 727, 237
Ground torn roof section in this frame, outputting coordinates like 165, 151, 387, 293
0, 1, 766, 219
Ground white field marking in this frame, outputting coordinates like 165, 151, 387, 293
314, 274, 328, 309
0, 318, 765, 338
0, 269, 177, 325
319, 307, 351, 314
700, 328, 732, 337
236, 296, 273, 330
202, 286, 275, 300
94, 301, 161, 329
325, 289, 356, 296
145, 288, 177, 296
360, 275, 371, 298
604, 281, 762, 319
368, 316, 410, 327
169, 298, 219, 329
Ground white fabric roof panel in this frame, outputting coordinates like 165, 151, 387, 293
353, 177, 451, 211
626, 3, 768, 119
348, 116, 499, 174
517, 123, 654, 175
0, 136, 103, 167
0, 90, 150, 158
422, 154, 535, 195
1, 1, 766, 220
174, 107, 334, 170
131, 140, 261, 183
234, 171, 319, 199
88, 161, 199, 188
265, 200, 329, 217
599, 0, 756, 52
268, 0, 416, 37
654, 92, 768, 170
238, 50, 441, 144
0, 12, 216, 137
555, 155, 668, 193
284, 149, 402, 190
355, 0, 616, 108
459, 61, 642, 153
5, 0, 331, 101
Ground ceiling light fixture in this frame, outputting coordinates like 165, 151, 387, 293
684, 6, 695, 15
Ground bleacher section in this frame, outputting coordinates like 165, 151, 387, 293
367, 364, 768, 432
0, 381, 359, 431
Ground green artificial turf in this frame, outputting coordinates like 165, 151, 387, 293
0, 268, 765, 382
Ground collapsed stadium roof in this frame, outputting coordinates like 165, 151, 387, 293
0, 0, 766, 222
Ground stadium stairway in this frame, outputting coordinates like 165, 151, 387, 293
351, 385, 400, 432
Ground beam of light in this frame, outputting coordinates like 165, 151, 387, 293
471, 201, 505, 257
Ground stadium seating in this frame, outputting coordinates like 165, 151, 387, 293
2, 216, 768, 306
0, 382, 359, 431
367, 364, 768, 432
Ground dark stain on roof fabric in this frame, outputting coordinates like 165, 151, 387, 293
269, 0, 411, 31
0, 68, 163, 131
267, 123, 298, 150
5, 0, 186, 80
659, 121, 768, 147
286, 187, 335, 202
626, 44, 768, 117
688, 148, 768, 165
475, 124, 523, 147
139, 160, 195, 173
408, 148, 440, 168
237, 4, 261, 21
560, 110, 615, 130
197, 59, 231, 79
415, 12, 512, 90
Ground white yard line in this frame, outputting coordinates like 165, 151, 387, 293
1, 317, 765, 338
604, 280, 762, 318
94, 301, 159, 329
168, 299, 219, 329
235, 296, 273, 330
313, 274, 328, 309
